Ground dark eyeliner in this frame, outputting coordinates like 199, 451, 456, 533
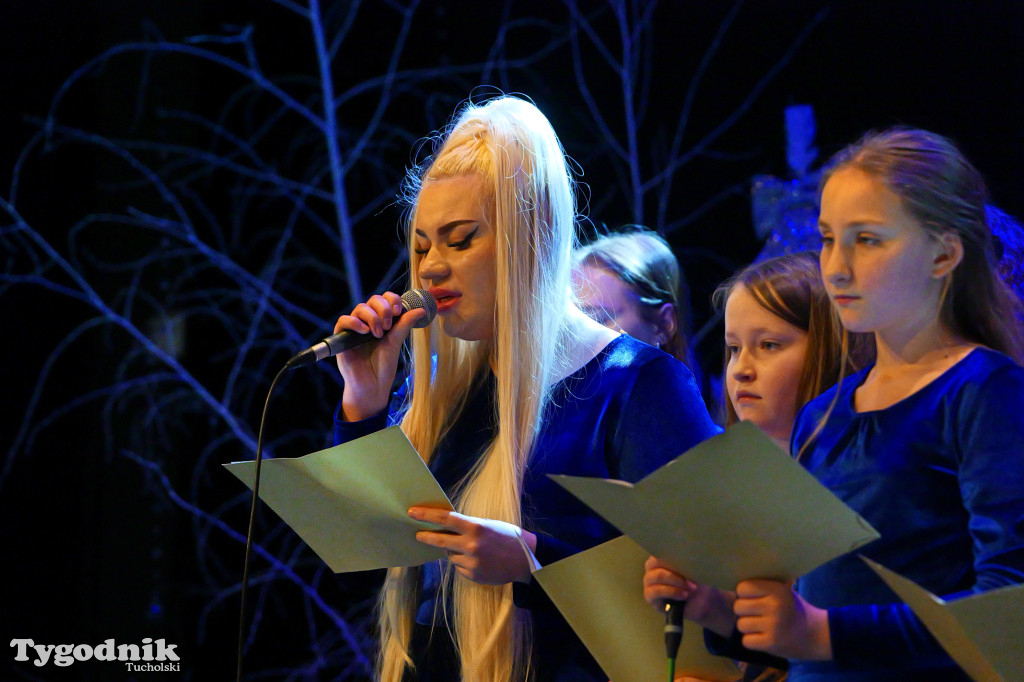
447, 225, 479, 249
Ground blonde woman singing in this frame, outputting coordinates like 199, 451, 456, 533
330, 96, 719, 682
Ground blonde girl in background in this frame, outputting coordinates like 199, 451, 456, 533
573, 228, 695, 368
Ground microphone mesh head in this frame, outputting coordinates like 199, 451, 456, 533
401, 289, 437, 328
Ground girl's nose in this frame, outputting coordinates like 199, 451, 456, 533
822, 245, 852, 287
731, 351, 755, 381
417, 247, 450, 282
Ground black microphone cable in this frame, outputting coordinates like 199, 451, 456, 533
236, 362, 289, 682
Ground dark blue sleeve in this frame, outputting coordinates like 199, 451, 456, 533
827, 602, 952, 669
827, 361, 1024, 669
704, 628, 789, 670
332, 400, 389, 444
530, 354, 718, 565
530, 533, 580, 567
332, 377, 410, 445
954, 364, 1024, 589
700, 588, 950, 672
608, 353, 721, 481
516, 352, 719, 610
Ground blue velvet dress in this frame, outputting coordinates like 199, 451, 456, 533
333, 334, 719, 681
783, 347, 1024, 680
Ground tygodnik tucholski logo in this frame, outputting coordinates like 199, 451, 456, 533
11, 638, 181, 671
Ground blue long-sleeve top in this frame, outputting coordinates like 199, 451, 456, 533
333, 334, 720, 681
782, 347, 1024, 681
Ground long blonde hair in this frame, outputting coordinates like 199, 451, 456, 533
377, 97, 578, 682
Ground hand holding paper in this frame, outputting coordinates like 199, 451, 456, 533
643, 556, 736, 637
533, 536, 739, 682
408, 507, 538, 584
224, 426, 452, 573
550, 421, 879, 590
733, 578, 832, 661
535, 422, 879, 682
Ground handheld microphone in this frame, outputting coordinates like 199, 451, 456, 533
664, 599, 684, 681
286, 289, 436, 369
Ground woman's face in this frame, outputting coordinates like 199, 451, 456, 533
818, 167, 950, 339
573, 264, 666, 347
413, 174, 497, 342
724, 285, 809, 448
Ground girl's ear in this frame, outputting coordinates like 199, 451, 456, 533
655, 302, 677, 345
932, 231, 964, 279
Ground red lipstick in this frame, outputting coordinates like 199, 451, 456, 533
429, 287, 461, 313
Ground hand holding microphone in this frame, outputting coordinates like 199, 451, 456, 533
288, 289, 436, 421
644, 555, 744, 677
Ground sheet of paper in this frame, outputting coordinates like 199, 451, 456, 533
224, 426, 452, 572
863, 557, 1024, 682
550, 421, 879, 590
534, 535, 739, 682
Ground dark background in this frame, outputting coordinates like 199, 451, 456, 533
2, 1, 1022, 680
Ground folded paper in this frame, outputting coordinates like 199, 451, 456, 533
534, 535, 739, 682
550, 421, 880, 590
224, 426, 451, 572
863, 557, 1024, 682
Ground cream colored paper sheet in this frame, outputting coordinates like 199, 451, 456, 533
550, 421, 879, 590
863, 557, 1024, 682
534, 535, 739, 682
224, 426, 451, 572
